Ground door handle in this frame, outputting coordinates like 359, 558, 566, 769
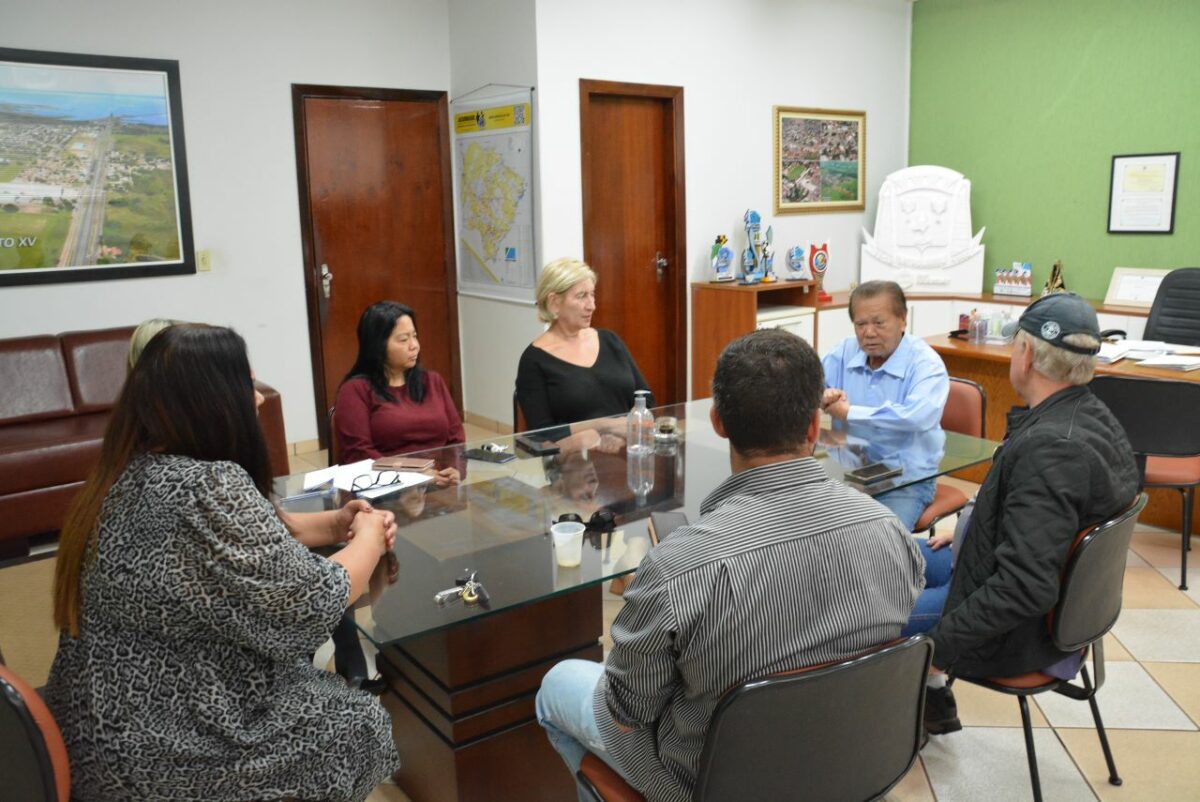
320, 263, 333, 299
654, 251, 668, 283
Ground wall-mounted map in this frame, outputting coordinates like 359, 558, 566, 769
451, 89, 534, 302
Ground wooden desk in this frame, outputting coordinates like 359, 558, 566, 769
927, 334, 1199, 534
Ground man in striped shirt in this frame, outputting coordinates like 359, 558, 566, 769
536, 329, 925, 802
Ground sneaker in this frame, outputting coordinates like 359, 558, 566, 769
923, 685, 962, 735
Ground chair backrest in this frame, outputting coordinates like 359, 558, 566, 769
942, 377, 986, 437
1143, 267, 1200, 346
1052, 494, 1147, 652
693, 636, 933, 802
1089, 376, 1200, 459
0, 663, 71, 802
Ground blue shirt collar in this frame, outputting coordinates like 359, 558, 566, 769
846, 333, 914, 379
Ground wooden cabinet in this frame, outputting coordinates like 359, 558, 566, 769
691, 281, 817, 398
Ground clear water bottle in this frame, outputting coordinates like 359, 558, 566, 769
626, 390, 653, 456
627, 450, 655, 505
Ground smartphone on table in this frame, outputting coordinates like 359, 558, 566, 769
843, 462, 902, 485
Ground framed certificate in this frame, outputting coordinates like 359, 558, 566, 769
1108, 152, 1179, 234
1103, 267, 1170, 308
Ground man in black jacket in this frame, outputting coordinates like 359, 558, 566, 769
924, 292, 1139, 734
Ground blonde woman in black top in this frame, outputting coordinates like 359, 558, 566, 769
516, 257, 654, 445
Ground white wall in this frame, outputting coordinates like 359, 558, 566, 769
533, 0, 912, 394
0, 0, 451, 442
448, 0, 546, 427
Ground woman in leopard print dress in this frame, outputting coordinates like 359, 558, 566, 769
45, 324, 402, 802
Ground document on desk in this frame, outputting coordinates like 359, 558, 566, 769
1137, 355, 1200, 372
1097, 342, 1130, 364
302, 459, 433, 495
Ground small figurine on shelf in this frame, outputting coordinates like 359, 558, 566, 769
1042, 260, 1067, 296
740, 209, 765, 284
710, 235, 734, 282
784, 245, 813, 282
760, 226, 776, 282
810, 242, 832, 302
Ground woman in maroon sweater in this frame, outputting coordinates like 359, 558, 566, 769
335, 302, 464, 483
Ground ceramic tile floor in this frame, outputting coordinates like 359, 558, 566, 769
4, 448, 1198, 801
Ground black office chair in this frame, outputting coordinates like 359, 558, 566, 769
577, 635, 934, 802
955, 494, 1147, 802
1090, 376, 1200, 589
0, 659, 71, 802
1102, 267, 1200, 345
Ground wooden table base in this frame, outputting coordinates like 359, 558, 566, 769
378, 585, 604, 802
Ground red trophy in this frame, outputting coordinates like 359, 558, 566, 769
809, 243, 831, 302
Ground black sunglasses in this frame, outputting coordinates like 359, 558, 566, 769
554, 509, 616, 533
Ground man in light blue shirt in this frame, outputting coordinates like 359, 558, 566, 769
821, 280, 949, 529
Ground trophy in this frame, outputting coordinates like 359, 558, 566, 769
759, 226, 776, 282
1042, 260, 1067, 296
710, 235, 734, 282
810, 242, 832, 302
740, 209, 764, 284
784, 245, 813, 281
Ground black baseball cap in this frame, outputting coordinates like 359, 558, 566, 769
1017, 292, 1101, 355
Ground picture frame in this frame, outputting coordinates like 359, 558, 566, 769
0, 47, 194, 287
1107, 152, 1179, 234
774, 106, 865, 214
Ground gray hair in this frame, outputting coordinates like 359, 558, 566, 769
1015, 329, 1098, 385
535, 258, 597, 324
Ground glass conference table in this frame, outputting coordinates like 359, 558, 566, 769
275, 399, 997, 802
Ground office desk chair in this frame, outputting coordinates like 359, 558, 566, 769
577, 635, 933, 802
0, 658, 71, 802
955, 494, 1146, 802
1102, 267, 1200, 345
913, 377, 987, 536
1090, 375, 1200, 589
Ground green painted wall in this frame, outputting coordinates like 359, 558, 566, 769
909, 0, 1200, 299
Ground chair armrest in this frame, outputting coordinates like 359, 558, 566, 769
1099, 329, 1126, 340
255, 380, 290, 478
577, 753, 645, 802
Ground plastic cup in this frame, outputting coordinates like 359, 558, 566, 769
551, 521, 586, 567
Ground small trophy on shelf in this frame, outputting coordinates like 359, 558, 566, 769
710, 235, 734, 282
810, 242, 832, 302
1042, 260, 1067, 296
784, 245, 813, 282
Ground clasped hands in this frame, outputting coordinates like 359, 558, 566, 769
821, 388, 850, 421
337, 499, 397, 555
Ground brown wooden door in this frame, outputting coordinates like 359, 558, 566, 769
293, 85, 461, 450
580, 80, 686, 405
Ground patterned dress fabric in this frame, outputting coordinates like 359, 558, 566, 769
44, 453, 400, 802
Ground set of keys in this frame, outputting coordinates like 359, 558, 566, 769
434, 570, 490, 607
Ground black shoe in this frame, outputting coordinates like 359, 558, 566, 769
923, 685, 962, 735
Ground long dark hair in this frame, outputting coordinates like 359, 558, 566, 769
54, 324, 272, 636
343, 300, 426, 403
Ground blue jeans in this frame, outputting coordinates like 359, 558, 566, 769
903, 537, 955, 635
876, 478, 937, 531
536, 660, 634, 800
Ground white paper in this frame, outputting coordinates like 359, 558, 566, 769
1114, 275, 1163, 304
1137, 355, 1200, 371
302, 459, 374, 491
1096, 342, 1129, 364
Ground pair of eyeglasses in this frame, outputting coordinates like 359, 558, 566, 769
554, 509, 616, 533
352, 470, 402, 493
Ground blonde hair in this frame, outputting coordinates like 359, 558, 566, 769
1015, 329, 1098, 386
128, 318, 182, 371
535, 258, 597, 324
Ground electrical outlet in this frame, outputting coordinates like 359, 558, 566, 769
196, 249, 212, 272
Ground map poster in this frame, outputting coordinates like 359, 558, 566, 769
451, 88, 535, 303
0, 48, 194, 287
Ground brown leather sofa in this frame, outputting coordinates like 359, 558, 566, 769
0, 326, 289, 559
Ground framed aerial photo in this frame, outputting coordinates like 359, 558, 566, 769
0, 48, 194, 286
774, 106, 865, 214
1107, 152, 1179, 234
